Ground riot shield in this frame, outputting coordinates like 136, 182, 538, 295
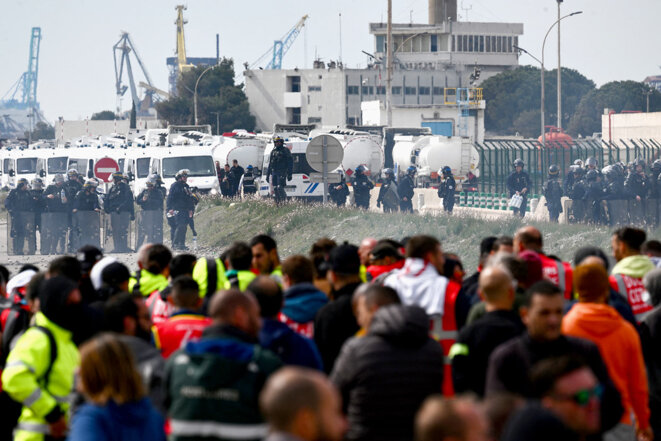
7, 211, 36, 255
136, 210, 164, 249
606, 200, 629, 226
40, 213, 68, 255
629, 200, 646, 226
646, 199, 659, 227
72, 211, 100, 250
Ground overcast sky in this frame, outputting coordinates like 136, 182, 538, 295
2, 0, 660, 121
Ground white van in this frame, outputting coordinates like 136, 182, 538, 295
148, 146, 220, 195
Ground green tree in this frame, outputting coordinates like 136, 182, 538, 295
90, 110, 116, 120
156, 58, 255, 132
25, 121, 54, 140
568, 81, 661, 137
481, 66, 595, 136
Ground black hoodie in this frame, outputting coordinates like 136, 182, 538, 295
330, 305, 444, 441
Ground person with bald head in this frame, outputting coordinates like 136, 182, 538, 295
358, 237, 377, 281
449, 265, 524, 396
165, 289, 283, 441
260, 367, 346, 441
513, 226, 573, 300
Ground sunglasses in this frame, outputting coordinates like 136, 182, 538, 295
553, 384, 603, 407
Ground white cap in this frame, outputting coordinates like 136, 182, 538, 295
90, 256, 118, 290
6, 270, 37, 295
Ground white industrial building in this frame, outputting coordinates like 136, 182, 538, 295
601, 110, 661, 142
244, 0, 521, 139
54, 118, 163, 143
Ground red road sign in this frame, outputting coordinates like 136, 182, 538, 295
94, 157, 120, 183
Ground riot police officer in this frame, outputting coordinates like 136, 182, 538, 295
5, 178, 34, 254
238, 165, 257, 197
603, 165, 626, 200
377, 168, 399, 213
64, 169, 83, 200
584, 169, 606, 224
72, 179, 102, 249
42, 174, 69, 254
506, 159, 531, 217
567, 166, 587, 223
329, 172, 350, 207
73, 180, 102, 212
136, 175, 165, 246
266, 136, 293, 204
625, 158, 650, 202
27, 178, 45, 254
437, 166, 456, 214
105, 172, 135, 253
167, 169, 196, 250
137, 175, 165, 211
352, 165, 374, 209
650, 159, 661, 198
542, 165, 563, 223
398, 166, 416, 213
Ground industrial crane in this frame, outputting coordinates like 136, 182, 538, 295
113, 32, 160, 115
175, 5, 194, 74
250, 15, 309, 70
2, 27, 42, 111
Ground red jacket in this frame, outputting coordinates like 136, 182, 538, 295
153, 311, 212, 358
539, 253, 573, 299
366, 260, 405, 280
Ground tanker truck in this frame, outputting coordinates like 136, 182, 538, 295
211, 131, 266, 173
320, 130, 384, 177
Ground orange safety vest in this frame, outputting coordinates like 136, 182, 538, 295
430, 280, 461, 397
609, 274, 654, 323
146, 290, 175, 325
153, 313, 212, 358
540, 253, 573, 300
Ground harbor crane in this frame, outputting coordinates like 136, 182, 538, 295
250, 15, 309, 70
113, 32, 160, 116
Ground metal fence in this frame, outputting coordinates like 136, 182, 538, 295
474, 138, 661, 195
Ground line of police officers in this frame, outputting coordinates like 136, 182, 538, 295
4, 168, 199, 255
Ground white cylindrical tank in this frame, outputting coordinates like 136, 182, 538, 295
338, 135, 384, 175
391, 136, 418, 172
416, 136, 479, 177
212, 136, 266, 171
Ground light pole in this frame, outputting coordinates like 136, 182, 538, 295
194, 64, 217, 125
386, 0, 393, 127
211, 111, 221, 134
557, 0, 563, 129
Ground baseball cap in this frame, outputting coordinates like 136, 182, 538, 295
77, 245, 103, 272
323, 243, 360, 275
370, 243, 403, 262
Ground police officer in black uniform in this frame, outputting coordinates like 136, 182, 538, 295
27, 178, 46, 254
625, 158, 650, 225
329, 172, 350, 207
266, 136, 294, 204
352, 165, 374, 209
42, 174, 69, 254
105, 172, 135, 253
230, 159, 244, 196
136, 175, 166, 246
398, 166, 416, 213
437, 166, 456, 214
377, 168, 399, 213
584, 169, 606, 224
542, 165, 563, 223
64, 169, 83, 252
506, 159, 531, 218
137, 175, 165, 211
72, 179, 102, 248
167, 169, 196, 250
5, 178, 33, 254
238, 165, 257, 197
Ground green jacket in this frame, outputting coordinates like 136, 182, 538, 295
611, 255, 655, 279
1, 312, 79, 441
128, 269, 169, 297
193, 258, 229, 298
166, 325, 282, 441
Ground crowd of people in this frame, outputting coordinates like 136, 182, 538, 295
1, 226, 661, 441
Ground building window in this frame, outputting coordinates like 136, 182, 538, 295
308, 85, 321, 91
405, 87, 417, 95
392, 86, 402, 95
308, 117, 322, 124
431, 34, 438, 52
507, 36, 512, 53
514, 36, 518, 51
419, 86, 431, 95
479, 36, 484, 52
486, 36, 491, 52
347, 117, 358, 125
288, 108, 301, 124
452, 35, 456, 52
347, 85, 359, 95
433, 86, 444, 95
497, 36, 502, 52
376, 35, 385, 53
376, 86, 386, 95
287, 76, 301, 92
361, 86, 374, 95
468, 35, 474, 52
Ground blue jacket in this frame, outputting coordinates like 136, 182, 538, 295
68, 398, 165, 441
259, 318, 324, 370
281, 283, 328, 324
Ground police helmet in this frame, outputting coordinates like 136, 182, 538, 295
31, 178, 44, 190
273, 136, 284, 146
146, 176, 156, 186
601, 165, 612, 176
513, 159, 524, 168
246, 165, 254, 170
441, 166, 452, 175
383, 168, 394, 177
17, 178, 29, 187
613, 162, 625, 176
112, 171, 123, 180
548, 165, 560, 176
149, 173, 163, 185
53, 174, 65, 184
355, 165, 368, 175
67, 168, 78, 177
83, 179, 96, 188
586, 169, 599, 181
407, 166, 417, 175
652, 159, 661, 173
586, 157, 598, 168
574, 159, 584, 167
635, 158, 646, 169
569, 165, 579, 174
175, 169, 190, 179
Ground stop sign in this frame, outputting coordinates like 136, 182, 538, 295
94, 157, 120, 183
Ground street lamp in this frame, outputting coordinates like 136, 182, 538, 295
211, 111, 221, 135
194, 64, 217, 125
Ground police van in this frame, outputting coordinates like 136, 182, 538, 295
258, 136, 341, 201
148, 146, 220, 195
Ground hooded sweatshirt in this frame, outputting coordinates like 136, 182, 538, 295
68, 398, 166, 441
610, 255, 656, 322
562, 302, 650, 428
612, 254, 655, 279
280, 283, 328, 325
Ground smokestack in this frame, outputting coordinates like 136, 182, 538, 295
429, 0, 456, 24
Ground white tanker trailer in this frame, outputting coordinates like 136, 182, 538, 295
413, 136, 480, 186
211, 132, 266, 172
322, 130, 384, 177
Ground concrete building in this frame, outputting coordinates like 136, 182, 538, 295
601, 110, 661, 142
244, 0, 522, 138
54, 118, 163, 143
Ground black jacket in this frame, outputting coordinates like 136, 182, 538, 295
43, 184, 68, 212
105, 181, 134, 214
166, 180, 195, 212
506, 171, 530, 196
397, 174, 415, 200
330, 305, 444, 441
486, 333, 623, 433
352, 174, 374, 204
136, 187, 165, 211
625, 171, 650, 199
267, 145, 293, 178
73, 189, 100, 211
501, 402, 578, 441
640, 306, 661, 436
314, 282, 361, 374
451, 309, 524, 397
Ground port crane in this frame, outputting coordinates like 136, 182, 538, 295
113, 32, 160, 115
250, 15, 309, 69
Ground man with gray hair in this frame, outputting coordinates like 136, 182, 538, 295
640, 267, 661, 437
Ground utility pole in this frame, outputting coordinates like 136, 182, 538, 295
557, 0, 563, 129
386, 0, 393, 127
